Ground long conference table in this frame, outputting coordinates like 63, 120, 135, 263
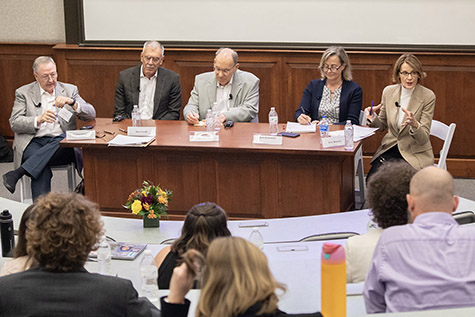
62, 118, 361, 219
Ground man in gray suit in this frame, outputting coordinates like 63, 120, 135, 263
113, 41, 182, 120
2, 56, 96, 200
184, 48, 259, 124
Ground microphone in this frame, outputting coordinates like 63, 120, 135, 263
229, 94, 233, 100
137, 86, 141, 92
34, 102, 42, 108
395, 101, 400, 108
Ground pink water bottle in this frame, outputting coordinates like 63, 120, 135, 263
321, 243, 346, 317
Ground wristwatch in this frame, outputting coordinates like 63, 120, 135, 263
68, 98, 76, 106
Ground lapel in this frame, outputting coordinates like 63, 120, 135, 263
206, 74, 217, 106
153, 68, 164, 117
229, 71, 242, 108
131, 66, 141, 105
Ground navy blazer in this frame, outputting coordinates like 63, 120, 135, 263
294, 79, 362, 125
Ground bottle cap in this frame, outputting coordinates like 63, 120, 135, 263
321, 243, 345, 264
0, 209, 12, 220
143, 249, 152, 255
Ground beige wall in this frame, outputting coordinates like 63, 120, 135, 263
0, 0, 65, 42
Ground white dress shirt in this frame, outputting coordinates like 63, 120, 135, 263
138, 66, 157, 120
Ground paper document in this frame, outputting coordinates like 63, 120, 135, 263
353, 126, 379, 142
285, 121, 317, 133
108, 135, 155, 147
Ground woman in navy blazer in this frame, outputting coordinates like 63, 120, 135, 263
295, 46, 362, 125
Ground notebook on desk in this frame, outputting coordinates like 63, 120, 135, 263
89, 242, 147, 261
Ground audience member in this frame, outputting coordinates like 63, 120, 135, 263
0, 204, 36, 276
183, 48, 260, 124
3, 56, 95, 200
161, 236, 322, 317
0, 192, 159, 316
154, 202, 231, 289
113, 41, 182, 121
345, 161, 415, 283
294, 46, 362, 125
364, 166, 475, 313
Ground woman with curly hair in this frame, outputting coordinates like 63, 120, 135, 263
345, 161, 416, 283
0, 192, 159, 316
155, 202, 231, 289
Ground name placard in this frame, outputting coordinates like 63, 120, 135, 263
127, 127, 156, 137
189, 131, 219, 142
321, 131, 345, 148
252, 134, 283, 145
66, 130, 96, 140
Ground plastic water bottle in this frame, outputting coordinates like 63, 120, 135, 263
344, 120, 354, 150
206, 109, 214, 132
97, 236, 111, 275
0, 210, 15, 257
131, 105, 141, 127
319, 116, 329, 138
321, 243, 346, 317
249, 227, 264, 250
140, 250, 159, 303
268, 107, 278, 135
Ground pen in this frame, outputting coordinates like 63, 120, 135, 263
370, 101, 373, 116
104, 130, 115, 135
300, 106, 311, 125
119, 128, 127, 133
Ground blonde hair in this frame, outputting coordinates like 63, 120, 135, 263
319, 46, 353, 81
392, 53, 427, 84
196, 237, 285, 317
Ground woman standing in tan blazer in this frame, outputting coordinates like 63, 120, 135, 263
365, 53, 435, 182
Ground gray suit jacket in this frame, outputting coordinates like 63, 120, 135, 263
9, 81, 96, 168
370, 84, 435, 169
113, 65, 182, 120
183, 69, 259, 122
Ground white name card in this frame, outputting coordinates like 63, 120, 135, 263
189, 131, 219, 142
321, 131, 345, 148
66, 130, 96, 140
253, 134, 283, 145
127, 127, 156, 137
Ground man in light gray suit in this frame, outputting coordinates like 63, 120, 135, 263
184, 48, 259, 124
2, 56, 95, 200
113, 41, 182, 121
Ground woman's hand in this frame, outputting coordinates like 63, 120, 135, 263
297, 114, 312, 125
167, 263, 195, 304
364, 104, 382, 123
401, 108, 418, 129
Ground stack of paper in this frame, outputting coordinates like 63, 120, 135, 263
285, 121, 317, 133
353, 126, 379, 141
108, 135, 155, 147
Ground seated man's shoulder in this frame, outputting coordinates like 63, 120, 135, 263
195, 71, 214, 81
159, 66, 180, 79
16, 81, 37, 93
119, 65, 140, 77
236, 69, 259, 82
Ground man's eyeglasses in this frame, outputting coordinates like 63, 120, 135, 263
38, 72, 57, 81
399, 71, 419, 78
320, 64, 343, 72
214, 64, 236, 75
143, 56, 162, 63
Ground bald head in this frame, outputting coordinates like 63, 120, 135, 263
407, 166, 458, 219
213, 48, 239, 86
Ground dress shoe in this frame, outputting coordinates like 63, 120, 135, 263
2, 171, 19, 194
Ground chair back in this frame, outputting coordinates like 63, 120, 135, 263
430, 120, 456, 170
299, 232, 358, 242
359, 110, 366, 125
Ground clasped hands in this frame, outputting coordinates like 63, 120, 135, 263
37, 96, 76, 125
186, 112, 226, 125
364, 104, 418, 129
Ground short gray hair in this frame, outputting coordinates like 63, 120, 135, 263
319, 46, 353, 81
142, 41, 165, 55
216, 48, 238, 65
32, 56, 56, 73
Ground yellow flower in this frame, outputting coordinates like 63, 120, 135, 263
131, 200, 142, 215
158, 195, 168, 206
143, 203, 150, 211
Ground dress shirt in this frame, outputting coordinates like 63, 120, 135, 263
138, 66, 157, 120
364, 212, 475, 313
216, 75, 233, 113
35, 87, 62, 137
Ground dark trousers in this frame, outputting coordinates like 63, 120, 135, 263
22, 134, 76, 200
366, 145, 405, 184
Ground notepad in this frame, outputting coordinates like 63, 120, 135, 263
285, 121, 317, 133
107, 135, 155, 147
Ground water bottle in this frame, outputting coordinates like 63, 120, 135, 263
0, 210, 15, 257
131, 105, 141, 127
319, 116, 329, 138
140, 250, 159, 303
268, 107, 278, 135
249, 227, 264, 250
321, 243, 346, 317
344, 120, 354, 150
97, 236, 111, 275
205, 109, 214, 132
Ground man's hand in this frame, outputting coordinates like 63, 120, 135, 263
186, 112, 200, 125
55, 96, 76, 109
37, 110, 56, 125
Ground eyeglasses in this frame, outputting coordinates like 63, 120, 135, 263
38, 72, 57, 81
214, 64, 236, 75
143, 56, 162, 63
320, 64, 343, 72
399, 71, 419, 78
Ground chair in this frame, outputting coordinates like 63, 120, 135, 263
453, 211, 475, 225
160, 238, 176, 245
19, 163, 77, 203
300, 232, 358, 242
354, 110, 366, 209
430, 120, 456, 170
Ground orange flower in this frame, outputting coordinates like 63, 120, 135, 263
143, 203, 150, 211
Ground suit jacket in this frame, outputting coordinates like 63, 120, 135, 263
9, 81, 96, 169
370, 84, 435, 170
0, 266, 160, 316
294, 79, 363, 125
183, 70, 259, 122
114, 65, 182, 120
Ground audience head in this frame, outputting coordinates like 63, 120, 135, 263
171, 202, 231, 256
32, 56, 57, 94
319, 46, 352, 81
367, 161, 416, 228
197, 237, 285, 317
407, 166, 458, 220
392, 53, 426, 88
214, 48, 239, 86
13, 203, 36, 258
141, 41, 164, 78
26, 192, 104, 272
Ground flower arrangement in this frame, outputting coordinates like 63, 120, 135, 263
125, 181, 172, 219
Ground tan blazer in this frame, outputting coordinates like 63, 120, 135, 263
370, 84, 435, 170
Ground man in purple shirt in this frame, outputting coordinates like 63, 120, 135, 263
364, 166, 475, 313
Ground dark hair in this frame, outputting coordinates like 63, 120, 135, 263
171, 202, 231, 257
13, 204, 36, 258
26, 192, 104, 272
367, 161, 416, 228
